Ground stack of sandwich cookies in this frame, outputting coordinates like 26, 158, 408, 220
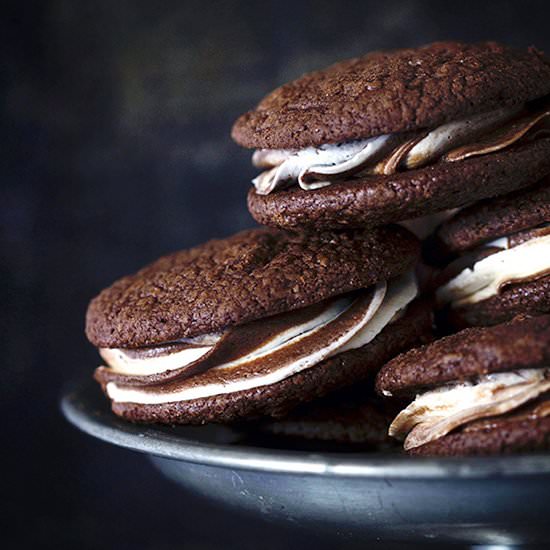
432, 178, 550, 329
86, 39, 549, 455
88, 226, 432, 424
375, 315, 550, 456
233, 42, 550, 230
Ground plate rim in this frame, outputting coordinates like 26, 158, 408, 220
61, 378, 550, 479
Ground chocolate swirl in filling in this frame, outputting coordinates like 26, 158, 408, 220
95, 273, 418, 405
252, 101, 550, 195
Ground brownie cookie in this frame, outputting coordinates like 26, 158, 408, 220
233, 42, 550, 149
430, 179, 550, 329
87, 226, 431, 425
244, 384, 401, 450
433, 176, 550, 257
233, 41, 550, 230
376, 315, 550, 397
446, 277, 550, 329
87, 225, 418, 348
255, 402, 395, 449
375, 315, 550, 456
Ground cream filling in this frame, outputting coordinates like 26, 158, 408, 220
100, 331, 226, 377
102, 293, 359, 378
251, 106, 520, 195
101, 295, 353, 377
105, 273, 417, 404
389, 369, 550, 450
252, 135, 394, 194
99, 346, 213, 376
338, 272, 417, 352
404, 107, 520, 168
436, 233, 550, 307
212, 293, 359, 369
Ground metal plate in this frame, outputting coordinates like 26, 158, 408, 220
62, 379, 550, 545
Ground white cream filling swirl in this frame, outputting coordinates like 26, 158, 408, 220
251, 105, 533, 195
389, 368, 550, 450
436, 233, 550, 307
99, 345, 214, 377
252, 135, 395, 194
103, 272, 417, 404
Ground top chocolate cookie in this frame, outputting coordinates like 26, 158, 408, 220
234, 42, 550, 230
433, 176, 550, 254
233, 42, 550, 149
86, 226, 418, 348
375, 314, 550, 397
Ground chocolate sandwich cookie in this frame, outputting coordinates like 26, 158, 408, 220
232, 41, 550, 230
87, 226, 432, 425
430, 178, 550, 329
375, 315, 550, 456
246, 384, 402, 451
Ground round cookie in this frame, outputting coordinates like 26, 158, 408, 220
255, 402, 394, 448
87, 225, 418, 348
103, 299, 433, 424
376, 315, 550, 456
432, 176, 550, 257
246, 384, 401, 450
233, 42, 550, 149
235, 41, 550, 231
430, 178, 550, 328
87, 226, 430, 425
247, 139, 550, 230
375, 315, 550, 397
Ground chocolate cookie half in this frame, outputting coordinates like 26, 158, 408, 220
375, 315, 550, 456
87, 226, 431, 424
244, 383, 402, 451
431, 179, 550, 328
233, 41, 550, 229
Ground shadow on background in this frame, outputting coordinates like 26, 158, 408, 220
4, 1, 550, 547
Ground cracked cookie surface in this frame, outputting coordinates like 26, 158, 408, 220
86, 226, 418, 348
233, 41, 550, 149
375, 315, 550, 397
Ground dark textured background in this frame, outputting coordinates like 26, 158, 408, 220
4, 1, 550, 547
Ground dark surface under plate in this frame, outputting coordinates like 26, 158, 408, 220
62, 379, 550, 546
